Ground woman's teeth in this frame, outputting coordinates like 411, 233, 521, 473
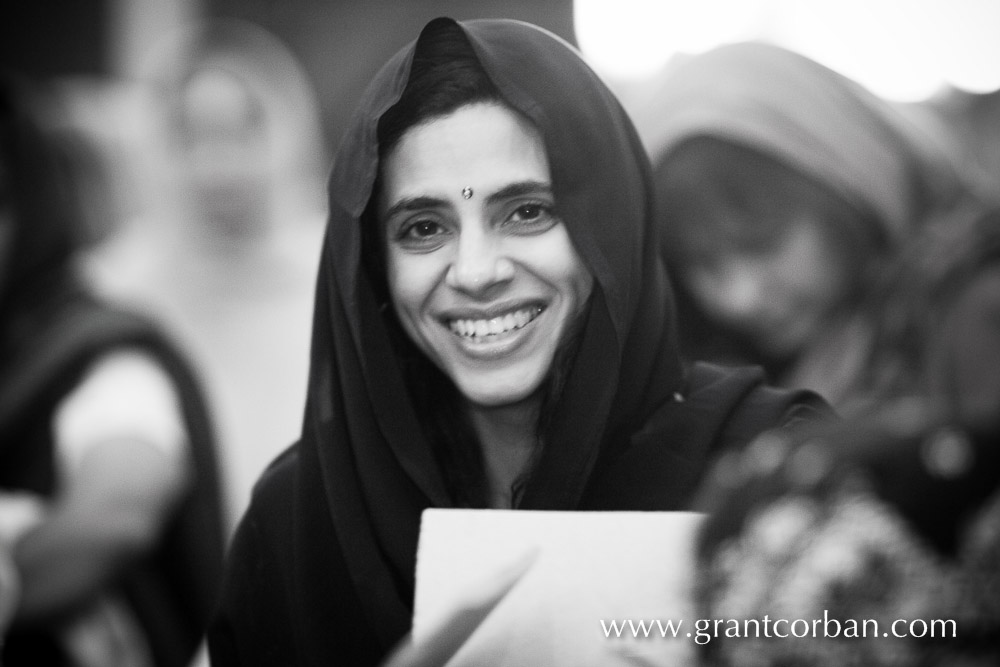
448, 307, 543, 339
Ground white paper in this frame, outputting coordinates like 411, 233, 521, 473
413, 509, 705, 666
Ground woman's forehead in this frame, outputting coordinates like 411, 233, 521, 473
378, 103, 551, 213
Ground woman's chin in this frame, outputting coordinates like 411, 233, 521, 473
455, 375, 544, 411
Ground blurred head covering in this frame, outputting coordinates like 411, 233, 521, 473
634, 41, 966, 247
147, 19, 328, 239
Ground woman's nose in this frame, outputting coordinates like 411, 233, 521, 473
719, 272, 767, 320
445, 227, 515, 294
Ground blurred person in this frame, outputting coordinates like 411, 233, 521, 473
630, 42, 969, 406
691, 204, 1000, 665
150, 20, 327, 248
0, 73, 225, 667
86, 20, 328, 527
207, 18, 832, 666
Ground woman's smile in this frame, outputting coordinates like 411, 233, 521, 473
444, 303, 543, 341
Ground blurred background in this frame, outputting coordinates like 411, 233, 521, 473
2, 0, 997, 531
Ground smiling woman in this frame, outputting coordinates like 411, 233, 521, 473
208, 17, 831, 666
378, 102, 594, 508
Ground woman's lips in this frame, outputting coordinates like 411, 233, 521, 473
445, 305, 545, 342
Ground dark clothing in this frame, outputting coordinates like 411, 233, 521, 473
208, 18, 830, 665
212, 364, 826, 666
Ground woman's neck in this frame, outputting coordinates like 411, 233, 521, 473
466, 396, 541, 509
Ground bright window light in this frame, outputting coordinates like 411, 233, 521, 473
575, 0, 768, 80
575, 0, 1000, 100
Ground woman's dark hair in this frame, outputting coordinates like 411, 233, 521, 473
362, 21, 585, 507
377, 20, 502, 160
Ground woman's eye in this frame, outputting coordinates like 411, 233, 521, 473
515, 203, 543, 220
409, 220, 442, 238
505, 202, 557, 233
395, 219, 450, 250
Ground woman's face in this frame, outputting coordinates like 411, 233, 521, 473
683, 217, 852, 359
662, 139, 861, 360
378, 102, 593, 408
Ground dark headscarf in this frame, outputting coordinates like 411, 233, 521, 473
210, 18, 826, 665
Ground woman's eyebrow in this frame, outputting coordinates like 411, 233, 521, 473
485, 180, 553, 205
383, 195, 448, 221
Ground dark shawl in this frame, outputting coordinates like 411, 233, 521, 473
0, 74, 225, 667
209, 18, 827, 666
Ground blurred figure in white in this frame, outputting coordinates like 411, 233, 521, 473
87, 19, 329, 528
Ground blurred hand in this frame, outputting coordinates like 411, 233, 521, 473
381, 548, 538, 667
